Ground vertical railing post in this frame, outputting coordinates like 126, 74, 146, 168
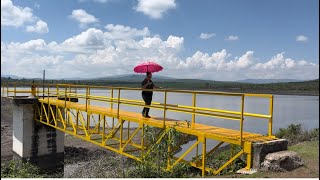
65, 86, 67, 125
87, 87, 91, 131
47, 84, 50, 123
202, 137, 206, 177
163, 91, 167, 128
68, 85, 71, 107
64, 86, 67, 108
98, 115, 101, 134
117, 88, 121, 119
119, 117, 123, 151
192, 93, 196, 126
240, 94, 245, 145
55, 84, 58, 127
127, 121, 130, 141
102, 115, 106, 141
268, 95, 274, 136
85, 86, 88, 112
111, 88, 114, 129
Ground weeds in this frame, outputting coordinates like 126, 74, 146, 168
1, 160, 43, 178
275, 123, 319, 145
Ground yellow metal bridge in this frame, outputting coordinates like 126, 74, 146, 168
2, 83, 276, 177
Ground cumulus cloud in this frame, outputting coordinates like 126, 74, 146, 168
200, 33, 216, 40
26, 20, 49, 33
104, 24, 150, 40
1, 0, 49, 33
1, 0, 35, 27
296, 35, 308, 42
135, 0, 176, 19
226, 35, 239, 41
69, 9, 99, 27
1, 24, 319, 80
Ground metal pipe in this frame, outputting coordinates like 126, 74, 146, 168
268, 96, 274, 136
202, 138, 206, 177
192, 93, 196, 125
240, 95, 245, 145
163, 91, 167, 128
117, 88, 121, 119
43, 70, 45, 99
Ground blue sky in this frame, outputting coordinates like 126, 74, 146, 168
1, 0, 319, 80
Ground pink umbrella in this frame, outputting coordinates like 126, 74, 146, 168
134, 61, 163, 73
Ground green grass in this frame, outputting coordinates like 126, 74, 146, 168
288, 141, 319, 159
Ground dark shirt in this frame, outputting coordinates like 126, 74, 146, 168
141, 78, 155, 95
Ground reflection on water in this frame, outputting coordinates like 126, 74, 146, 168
8, 87, 319, 159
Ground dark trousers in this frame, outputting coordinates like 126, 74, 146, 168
142, 93, 152, 116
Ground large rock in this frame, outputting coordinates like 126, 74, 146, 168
252, 139, 288, 169
261, 150, 303, 171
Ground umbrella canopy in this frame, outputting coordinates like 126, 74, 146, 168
134, 61, 163, 73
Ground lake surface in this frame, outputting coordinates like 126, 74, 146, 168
7, 87, 319, 159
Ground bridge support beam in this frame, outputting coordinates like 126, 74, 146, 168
11, 97, 65, 175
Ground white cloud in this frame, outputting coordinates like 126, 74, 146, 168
1, 0, 35, 27
296, 35, 308, 42
104, 24, 150, 40
135, 0, 176, 19
26, 20, 49, 33
69, 9, 99, 27
200, 33, 216, 40
226, 35, 239, 41
1, 0, 49, 33
1, 24, 319, 80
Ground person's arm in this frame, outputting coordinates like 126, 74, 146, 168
141, 79, 150, 89
153, 83, 162, 89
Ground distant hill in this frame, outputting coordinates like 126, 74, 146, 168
1, 74, 23, 79
237, 79, 303, 84
89, 74, 176, 82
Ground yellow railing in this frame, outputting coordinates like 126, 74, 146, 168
1, 83, 274, 143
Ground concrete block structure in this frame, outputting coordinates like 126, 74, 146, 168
10, 97, 65, 173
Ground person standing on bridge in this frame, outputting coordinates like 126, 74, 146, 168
141, 72, 161, 118
134, 61, 164, 118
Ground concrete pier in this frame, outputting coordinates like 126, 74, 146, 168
10, 97, 65, 173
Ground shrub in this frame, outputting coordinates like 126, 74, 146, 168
275, 123, 319, 145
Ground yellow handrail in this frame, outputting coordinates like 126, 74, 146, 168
1, 83, 274, 138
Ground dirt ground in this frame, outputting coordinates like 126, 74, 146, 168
1, 98, 13, 163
